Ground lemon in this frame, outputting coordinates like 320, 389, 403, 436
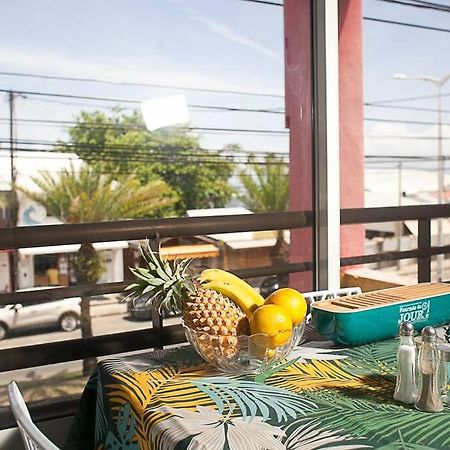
249, 304, 293, 349
265, 288, 307, 326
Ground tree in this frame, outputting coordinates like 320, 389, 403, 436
59, 109, 235, 214
239, 154, 289, 266
20, 163, 177, 374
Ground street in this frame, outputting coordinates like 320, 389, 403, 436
1, 301, 182, 383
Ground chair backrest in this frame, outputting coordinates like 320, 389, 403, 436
7, 382, 60, 450
303, 287, 362, 304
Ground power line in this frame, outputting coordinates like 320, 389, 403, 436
237, 0, 283, 5
368, 91, 450, 105
365, 117, 450, 126
365, 103, 450, 114
0, 72, 284, 99
375, 0, 450, 12
3, 115, 449, 132
1, 148, 445, 164
363, 16, 450, 32
0, 88, 285, 115
0, 117, 289, 136
365, 135, 450, 139
0, 138, 289, 158
0, 146, 288, 166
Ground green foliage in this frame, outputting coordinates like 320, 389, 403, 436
59, 109, 235, 215
19, 162, 177, 222
239, 153, 289, 213
239, 154, 289, 264
71, 243, 104, 284
18, 163, 177, 284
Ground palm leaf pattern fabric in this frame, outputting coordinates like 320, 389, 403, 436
64, 331, 450, 450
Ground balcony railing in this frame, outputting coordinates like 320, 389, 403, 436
1, 204, 450, 426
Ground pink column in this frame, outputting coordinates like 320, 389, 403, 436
285, 0, 365, 291
284, 0, 313, 291
338, 0, 365, 261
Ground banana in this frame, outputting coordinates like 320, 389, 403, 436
200, 268, 264, 316
202, 279, 261, 317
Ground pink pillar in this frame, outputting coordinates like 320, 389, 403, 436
338, 0, 365, 261
284, 0, 313, 291
285, 0, 365, 290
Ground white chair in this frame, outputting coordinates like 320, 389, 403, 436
303, 286, 362, 304
7, 381, 60, 450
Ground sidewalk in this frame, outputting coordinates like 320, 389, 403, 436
378, 258, 450, 285
90, 295, 127, 318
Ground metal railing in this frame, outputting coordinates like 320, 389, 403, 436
1, 205, 450, 372
0, 204, 449, 426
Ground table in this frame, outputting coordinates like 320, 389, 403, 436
64, 332, 450, 450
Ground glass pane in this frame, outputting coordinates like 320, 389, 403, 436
363, 1, 449, 283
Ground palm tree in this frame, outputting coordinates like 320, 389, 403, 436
239, 154, 289, 266
20, 163, 177, 374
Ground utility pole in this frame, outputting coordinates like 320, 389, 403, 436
394, 72, 450, 281
8, 90, 18, 291
436, 84, 444, 282
396, 162, 402, 270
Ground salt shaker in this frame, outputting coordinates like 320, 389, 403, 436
437, 343, 450, 406
414, 326, 444, 413
393, 321, 417, 404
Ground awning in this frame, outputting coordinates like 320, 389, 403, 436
18, 241, 129, 256
159, 244, 219, 260
404, 219, 450, 237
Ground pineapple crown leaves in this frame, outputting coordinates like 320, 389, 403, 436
124, 241, 197, 314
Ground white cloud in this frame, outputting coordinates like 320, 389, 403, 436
365, 121, 450, 158
172, 0, 281, 62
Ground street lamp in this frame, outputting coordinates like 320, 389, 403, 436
394, 72, 450, 281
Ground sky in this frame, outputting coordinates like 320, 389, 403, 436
0, 0, 449, 201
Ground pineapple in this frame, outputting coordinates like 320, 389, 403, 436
125, 243, 249, 342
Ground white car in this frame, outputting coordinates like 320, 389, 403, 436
0, 287, 81, 340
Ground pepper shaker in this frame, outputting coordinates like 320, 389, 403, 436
393, 321, 417, 404
415, 326, 444, 413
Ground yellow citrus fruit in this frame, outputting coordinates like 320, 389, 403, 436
249, 304, 293, 349
265, 288, 307, 326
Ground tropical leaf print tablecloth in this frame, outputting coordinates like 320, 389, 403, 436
65, 335, 450, 450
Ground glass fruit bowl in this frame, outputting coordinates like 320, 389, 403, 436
183, 321, 306, 375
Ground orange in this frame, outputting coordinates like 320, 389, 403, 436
249, 304, 293, 349
265, 288, 307, 326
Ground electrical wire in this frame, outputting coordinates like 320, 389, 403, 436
368, 91, 450, 105
365, 103, 450, 114
374, 0, 450, 12
0, 117, 289, 135
0, 88, 285, 115
365, 117, 450, 126
237, 0, 283, 5
363, 16, 450, 32
0, 72, 284, 99
365, 135, 450, 139
2, 115, 449, 131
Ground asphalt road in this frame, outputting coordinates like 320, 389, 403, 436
1, 302, 182, 382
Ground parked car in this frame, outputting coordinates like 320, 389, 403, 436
0, 287, 81, 340
127, 298, 179, 321
259, 274, 289, 298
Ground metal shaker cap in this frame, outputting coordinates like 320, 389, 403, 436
399, 321, 414, 336
437, 343, 450, 362
421, 326, 437, 342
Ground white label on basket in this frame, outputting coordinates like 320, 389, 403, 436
398, 301, 431, 325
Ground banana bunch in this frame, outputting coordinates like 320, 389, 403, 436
199, 268, 264, 317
